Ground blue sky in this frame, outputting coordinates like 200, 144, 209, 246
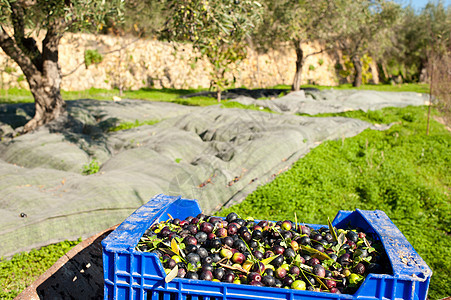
394, 0, 451, 10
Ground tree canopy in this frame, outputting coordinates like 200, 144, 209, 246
381, 1, 450, 82
334, 0, 401, 87
162, 0, 263, 101
253, 0, 344, 90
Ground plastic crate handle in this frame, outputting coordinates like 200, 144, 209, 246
334, 209, 431, 282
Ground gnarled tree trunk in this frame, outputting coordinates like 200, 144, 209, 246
0, 5, 66, 134
352, 54, 363, 87
25, 26, 65, 132
292, 40, 304, 91
26, 68, 65, 132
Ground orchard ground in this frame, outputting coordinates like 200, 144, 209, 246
0, 83, 449, 300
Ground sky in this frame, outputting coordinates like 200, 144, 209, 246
394, 0, 451, 10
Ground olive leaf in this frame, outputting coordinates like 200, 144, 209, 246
331, 244, 341, 253
186, 262, 200, 272
362, 256, 372, 263
159, 247, 179, 259
218, 262, 249, 274
171, 238, 179, 256
293, 254, 303, 266
298, 263, 313, 272
294, 212, 299, 232
349, 273, 365, 285
143, 235, 161, 250
165, 264, 178, 283
337, 232, 347, 247
328, 217, 339, 242
322, 259, 339, 269
261, 254, 280, 265
337, 248, 347, 257
300, 245, 331, 261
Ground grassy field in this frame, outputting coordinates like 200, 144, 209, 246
1, 83, 449, 299
0, 83, 430, 105
273, 83, 430, 94
0, 86, 212, 104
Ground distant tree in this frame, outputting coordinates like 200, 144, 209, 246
415, 1, 450, 81
253, 0, 344, 91
0, 0, 124, 133
336, 0, 401, 87
376, 6, 419, 83
162, 0, 263, 102
380, 2, 450, 83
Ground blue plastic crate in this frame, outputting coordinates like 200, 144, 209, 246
102, 194, 432, 300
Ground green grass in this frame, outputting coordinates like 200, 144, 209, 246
0, 87, 35, 104
218, 106, 450, 300
0, 87, 213, 104
63, 87, 211, 103
0, 239, 81, 299
0, 83, 430, 105
108, 119, 161, 132
273, 83, 430, 94
82, 158, 100, 175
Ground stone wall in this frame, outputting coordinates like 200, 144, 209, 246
0, 33, 340, 91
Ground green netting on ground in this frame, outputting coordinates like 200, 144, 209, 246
0, 90, 426, 257
232, 90, 428, 114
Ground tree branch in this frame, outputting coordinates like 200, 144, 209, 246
304, 46, 333, 59
0, 25, 39, 79
9, 2, 43, 72
10, 2, 26, 45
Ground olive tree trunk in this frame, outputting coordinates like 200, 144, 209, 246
25, 30, 65, 132
352, 55, 363, 87
0, 7, 66, 133
292, 40, 305, 91
216, 90, 222, 103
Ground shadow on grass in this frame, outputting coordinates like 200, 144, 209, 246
180, 87, 293, 100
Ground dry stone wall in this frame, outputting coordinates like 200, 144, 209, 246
0, 33, 340, 91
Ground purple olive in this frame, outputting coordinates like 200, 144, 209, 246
312, 264, 326, 278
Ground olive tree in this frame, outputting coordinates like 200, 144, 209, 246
0, 0, 124, 133
409, 2, 449, 81
162, 0, 263, 102
336, 0, 400, 87
253, 0, 344, 91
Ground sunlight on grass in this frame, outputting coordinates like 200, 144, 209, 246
0, 239, 81, 299
0, 83, 430, 105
